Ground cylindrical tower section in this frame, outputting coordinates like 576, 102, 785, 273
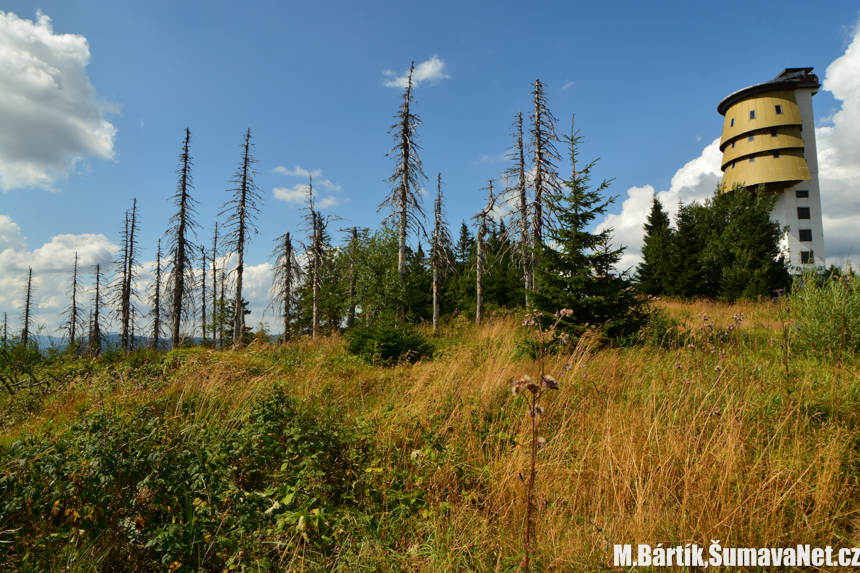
717, 68, 825, 272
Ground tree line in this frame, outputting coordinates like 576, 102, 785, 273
5, 64, 792, 355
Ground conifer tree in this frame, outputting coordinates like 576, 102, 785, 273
89, 264, 106, 356
210, 223, 220, 348
269, 231, 303, 342
60, 252, 83, 347
473, 180, 496, 325
504, 111, 532, 304
379, 62, 427, 325
165, 128, 199, 348
200, 245, 207, 343
529, 79, 561, 287
19, 267, 34, 347
667, 202, 709, 298
339, 227, 364, 329
147, 239, 165, 350
431, 174, 453, 331
112, 199, 141, 351
636, 194, 673, 296
698, 185, 790, 300
221, 129, 263, 347
532, 126, 645, 340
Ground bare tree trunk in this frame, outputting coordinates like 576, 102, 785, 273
284, 233, 292, 342
219, 270, 226, 349
431, 173, 451, 332
21, 267, 33, 347
475, 181, 495, 326
211, 223, 219, 349
312, 212, 321, 340
150, 240, 163, 350
170, 128, 197, 349
514, 113, 531, 305
348, 227, 357, 329
90, 264, 103, 356
200, 245, 207, 344
69, 252, 79, 345
224, 129, 262, 348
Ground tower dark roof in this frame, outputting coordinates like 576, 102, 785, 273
717, 68, 819, 116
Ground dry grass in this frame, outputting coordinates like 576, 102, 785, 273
3, 299, 859, 571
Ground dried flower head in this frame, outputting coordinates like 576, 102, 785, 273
536, 436, 547, 449
541, 374, 558, 390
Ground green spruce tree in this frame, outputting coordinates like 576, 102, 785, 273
532, 126, 646, 340
636, 194, 673, 295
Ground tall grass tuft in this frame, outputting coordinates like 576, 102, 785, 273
791, 268, 860, 359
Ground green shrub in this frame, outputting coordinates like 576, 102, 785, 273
346, 325, 433, 365
791, 270, 860, 357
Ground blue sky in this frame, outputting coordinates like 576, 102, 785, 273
2, 1, 860, 334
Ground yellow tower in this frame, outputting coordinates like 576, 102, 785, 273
718, 68, 825, 271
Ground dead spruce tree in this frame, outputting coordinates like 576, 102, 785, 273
269, 231, 303, 343
220, 128, 263, 347
111, 199, 141, 351
340, 227, 363, 329
431, 173, 453, 331
200, 245, 207, 343
529, 79, 561, 289
19, 267, 35, 347
210, 223, 220, 347
473, 181, 496, 326
88, 264, 106, 356
504, 111, 532, 305
147, 239, 165, 350
302, 178, 325, 339
379, 62, 427, 325
165, 128, 200, 348
60, 252, 83, 348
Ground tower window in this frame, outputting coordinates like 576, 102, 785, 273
750, 110, 756, 120
749, 135, 754, 142
796, 190, 809, 198
730, 118, 735, 127
797, 207, 811, 219
771, 128, 778, 137
801, 251, 814, 264
731, 141, 735, 148
775, 104, 783, 114
749, 156, 755, 163
799, 229, 812, 242
732, 162, 736, 169
774, 151, 780, 158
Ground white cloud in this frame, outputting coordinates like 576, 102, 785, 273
562, 81, 574, 90
816, 21, 860, 266
0, 215, 118, 330
596, 139, 722, 270
272, 165, 342, 191
273, 184, 340, 208
383, 55, 449, 89
0, 11, 117, 192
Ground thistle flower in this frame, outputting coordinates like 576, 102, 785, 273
536, 436, 547, 449
541, 374, 558, 390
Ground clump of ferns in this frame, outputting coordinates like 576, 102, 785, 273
511, 308, 573, 572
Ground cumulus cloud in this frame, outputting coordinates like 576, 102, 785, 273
273, 184, 340, 208
0, 11, 117, 192
596, 139, 722, 270
816, 22, 860, 265
383, 55, 449, 89
272, 165, 342, 191
0, 215, 118, 332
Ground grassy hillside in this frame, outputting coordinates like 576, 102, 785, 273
1, 298, 859, 572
